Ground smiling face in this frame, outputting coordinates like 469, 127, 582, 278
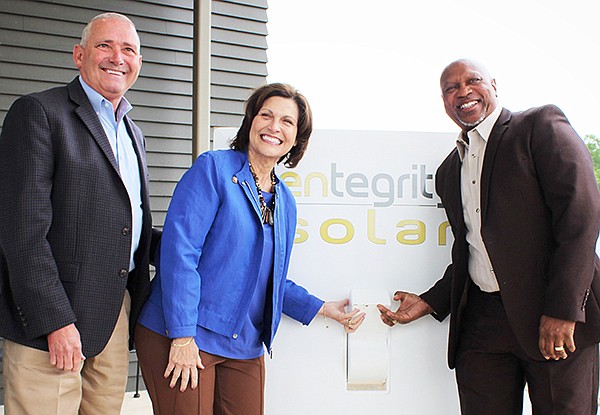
73, 17, 142, 109
248, 96, 299, 167
440, 60, 498, 130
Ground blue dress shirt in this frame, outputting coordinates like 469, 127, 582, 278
79, 77, 143, 271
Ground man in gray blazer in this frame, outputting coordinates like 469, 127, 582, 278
378, 59, 600, 414
0, 12, 159, 414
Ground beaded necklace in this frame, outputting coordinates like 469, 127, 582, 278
249, 162, 276, 226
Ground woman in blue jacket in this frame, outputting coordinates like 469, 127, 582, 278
135, 83, 364, 415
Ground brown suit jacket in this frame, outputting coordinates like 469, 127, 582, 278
0, 78, 159, 357
421, 106, 600, 368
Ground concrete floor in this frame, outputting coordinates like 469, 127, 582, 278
0, 390, 153, 414
121, 390, 153, 414
1, 390, 598, 414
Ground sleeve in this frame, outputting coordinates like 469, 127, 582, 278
420, 264, 454, 322
282, 279, 324, 325
0, 96, 76, 339
159, 153, 220, 338
531, 105, 600, 321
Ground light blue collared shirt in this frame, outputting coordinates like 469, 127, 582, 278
79, 77, 143, 271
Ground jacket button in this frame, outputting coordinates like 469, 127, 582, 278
122, 227, 130, 236
119, 269, 129, 278
232, 334, 238, 339
232, 176, 238, 184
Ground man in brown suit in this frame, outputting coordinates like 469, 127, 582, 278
0, 13, 159, 414
378, 59, 600, 414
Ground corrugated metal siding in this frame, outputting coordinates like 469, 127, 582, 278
211, 0, 268, 129
0, 0, 196, 227
150, 0, 270, 224
0, 0, 269, 402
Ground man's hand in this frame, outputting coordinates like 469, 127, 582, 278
377, 291, 433, 326
47, 323, 85, 371
539, 315, 576, 360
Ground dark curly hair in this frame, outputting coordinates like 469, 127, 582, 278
230, 83, 312, 168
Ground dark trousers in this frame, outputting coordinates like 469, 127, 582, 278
455, 285, 599, 415
135, 324, 265, 415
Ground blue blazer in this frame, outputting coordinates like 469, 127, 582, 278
138, 149, 323, 352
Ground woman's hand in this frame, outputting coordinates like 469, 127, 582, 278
319, 299, 366, 333
164, 337, 204, 392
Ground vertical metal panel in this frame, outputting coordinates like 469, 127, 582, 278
193, 0, 212, 158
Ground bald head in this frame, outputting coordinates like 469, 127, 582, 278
80, 13, 140, 50
440, 59, 498, 130
440, 59, 492, 88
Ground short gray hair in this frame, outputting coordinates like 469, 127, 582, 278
80, 13, 140, 51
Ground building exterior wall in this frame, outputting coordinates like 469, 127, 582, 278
0, 0, 269, 400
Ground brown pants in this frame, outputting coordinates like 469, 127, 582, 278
3, 292, 131, 415
135, 324, 265, 415
456, 285, 599, 415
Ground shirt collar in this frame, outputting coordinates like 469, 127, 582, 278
472, 103, 502, 143
78, 76, 132, 121
455, 103, 502, 161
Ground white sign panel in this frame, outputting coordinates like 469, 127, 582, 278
214, 128, 460, 414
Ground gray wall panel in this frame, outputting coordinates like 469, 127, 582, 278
146, 136, 192, 153
212, 1, 267, 22
212, 14, 268, 34
211, 84, 254, 100
212, 42, 268, 62
212, 69, 266, 88
213, 27, 268, 48
213, 56, 268, 76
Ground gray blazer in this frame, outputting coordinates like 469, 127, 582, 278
421, 106, 600, 368
0, 78, 158, 357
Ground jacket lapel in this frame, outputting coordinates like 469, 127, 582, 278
124, 117, 153, 232
444, 151, 466, 234
124, 117, 148, 188
68, 79, 120, 174
480, 108, 511, 224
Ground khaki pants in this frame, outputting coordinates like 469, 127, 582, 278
3, 292, 131, 415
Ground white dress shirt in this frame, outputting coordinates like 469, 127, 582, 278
456, 104, 502, 292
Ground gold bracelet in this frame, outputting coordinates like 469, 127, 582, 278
171, 337, 193, 348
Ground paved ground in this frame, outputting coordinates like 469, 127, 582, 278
0, 390, 153, 414
122, 390, 153, 414
1, 390, 598, 414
